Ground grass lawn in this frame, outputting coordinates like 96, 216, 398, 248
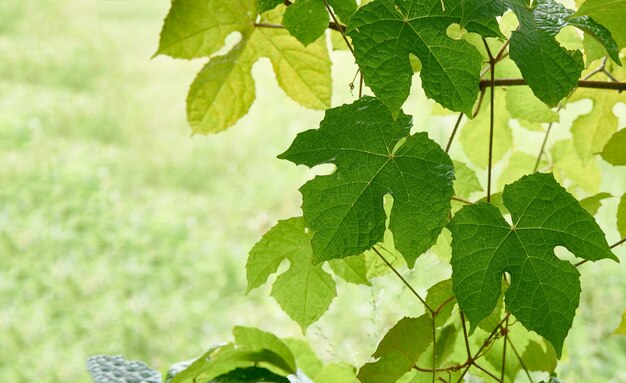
0, 1, 624, 382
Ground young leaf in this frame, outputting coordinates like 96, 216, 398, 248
426, 279, 456, 326
181, 6, 331, 133
233, 326, 298, 373
155, 0, 256, 59
551, 140, 601, 194
357, 315, 433, 383
260, 0, 285, 14
618, 194, 626, 238
569, 86, 626, 164
453, 161, 483, 199
279, 96, 455, 266
246, 218, 337, 331
574, 0, 626, 55
345, 0, 503, 115
448, 173, 617, 356
522, 340, 558, 372
579, 193, 612, 216
282, 0, 329, 46
600, 129, 626, 166
505, 0, 618, 106
613, 311, 626, 336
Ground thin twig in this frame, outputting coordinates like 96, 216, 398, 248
500, 317, 509, 381
433, 296, 455, 315
452, 196, 473, 205
473, 363, 503, 382
507, 337, 534, 383
372, 247, 434, 313
460, 312, 472, 358
446, 113, 464, 153
322, 0, 354, 55
483, 38, 496, 203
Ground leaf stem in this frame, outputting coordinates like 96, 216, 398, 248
483, 38, 496, 203
506, 337, 534, 383
473, 362, 503, 382
446, 113, 464, 153
500, 317, 509, 381
372, 247, 434, 314
322, 0, 354, 55
460, 312, 472, 358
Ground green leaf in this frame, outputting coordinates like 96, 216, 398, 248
613, 311, 626, 336
551, 139, 601, 194
279, 96, 455, 266
260, 0, 285, 13
282, 0, 329, 46
453, 161, 483, 199
522, 339, 557, 372
448, 172, 617, 356
212, 367, 290, 382
505, 0, 618, 106
345, 0, 503, 115
426, 279, 456, 326
569, 87, 626, 164
498, 152, 540, 192
329, 254, 371, 285
313, 363, 358, 383
618, 193, 626, 238
357, 315, 433, 383
156, 0, 256, 59
283, 339, 323, 378
185, 6, 331, 133
328, 0, 358, 21
600, 129, 626, 166
574, 0, 626, 56
460, 89, 513, 169
233, 326, 298, 373
246, 218, 337, 331
579, 192, 612, 216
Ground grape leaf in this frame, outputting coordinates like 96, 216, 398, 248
448, 172, 617, 356
551, 140, 601, 194
460, 89, 513, 169
313, 363, 358, 383
505, 0, 619, 106
618, 194, 626, 238
282, 0, 329, 46
568, 86, 626, 164
453, 161, 483, 199
233, 326, 297, 373
522, 339, 557, 372
158, 4, 332, 133
246, 218, 337, 331
329, 255, 371, 285
345, 0, 503, 116
600, 129, 626, 166
579, 192, 612, 216
213, 367, 290, 383
279, 96, 455, 266
574, 0, 626, 55
426, 279, 456, 326
357, 315, 432, 383
260, 0, 285, 14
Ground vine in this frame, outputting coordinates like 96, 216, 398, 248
88, 0, 626, 382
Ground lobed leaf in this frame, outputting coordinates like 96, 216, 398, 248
448, 172, 617, 356
280, 96, 455, 266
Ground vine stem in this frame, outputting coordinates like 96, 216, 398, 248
322, 0, 354, 55
507, 337, 534, 383
500, 317, 509, 381
576, 237, 626, 267
479, 78, 626, 91
445, 113, 464, 153
372, 247, 434, 314
254, 21, 347, 33
482, 38, 495, 203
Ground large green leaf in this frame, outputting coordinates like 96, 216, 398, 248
357, 315, 433, 383
448, 173, 617, 356
246, 218, 337, 331
279, 96, 455, 266
158, 3, 331, 133
505, 0, 618, 106
574, 0, 626, 54
345, 0, 503, 115
600, 129, 626, 166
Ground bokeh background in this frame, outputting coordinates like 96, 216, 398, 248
0, 1, 624, 382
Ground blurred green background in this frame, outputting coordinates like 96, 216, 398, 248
0, 1, 624, 382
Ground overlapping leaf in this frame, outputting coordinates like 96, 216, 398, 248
156, 3, 331, 133
574, 0, 626, 55
345, 0, 504, 115
246, 218, 337, 331
505, 0, 619, 106
448, 173, 617, 356
280, 96, 455, 266
600, 129, 626, 166
282, 0, 357, 45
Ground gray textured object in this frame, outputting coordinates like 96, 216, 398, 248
87, 355, 161, 383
